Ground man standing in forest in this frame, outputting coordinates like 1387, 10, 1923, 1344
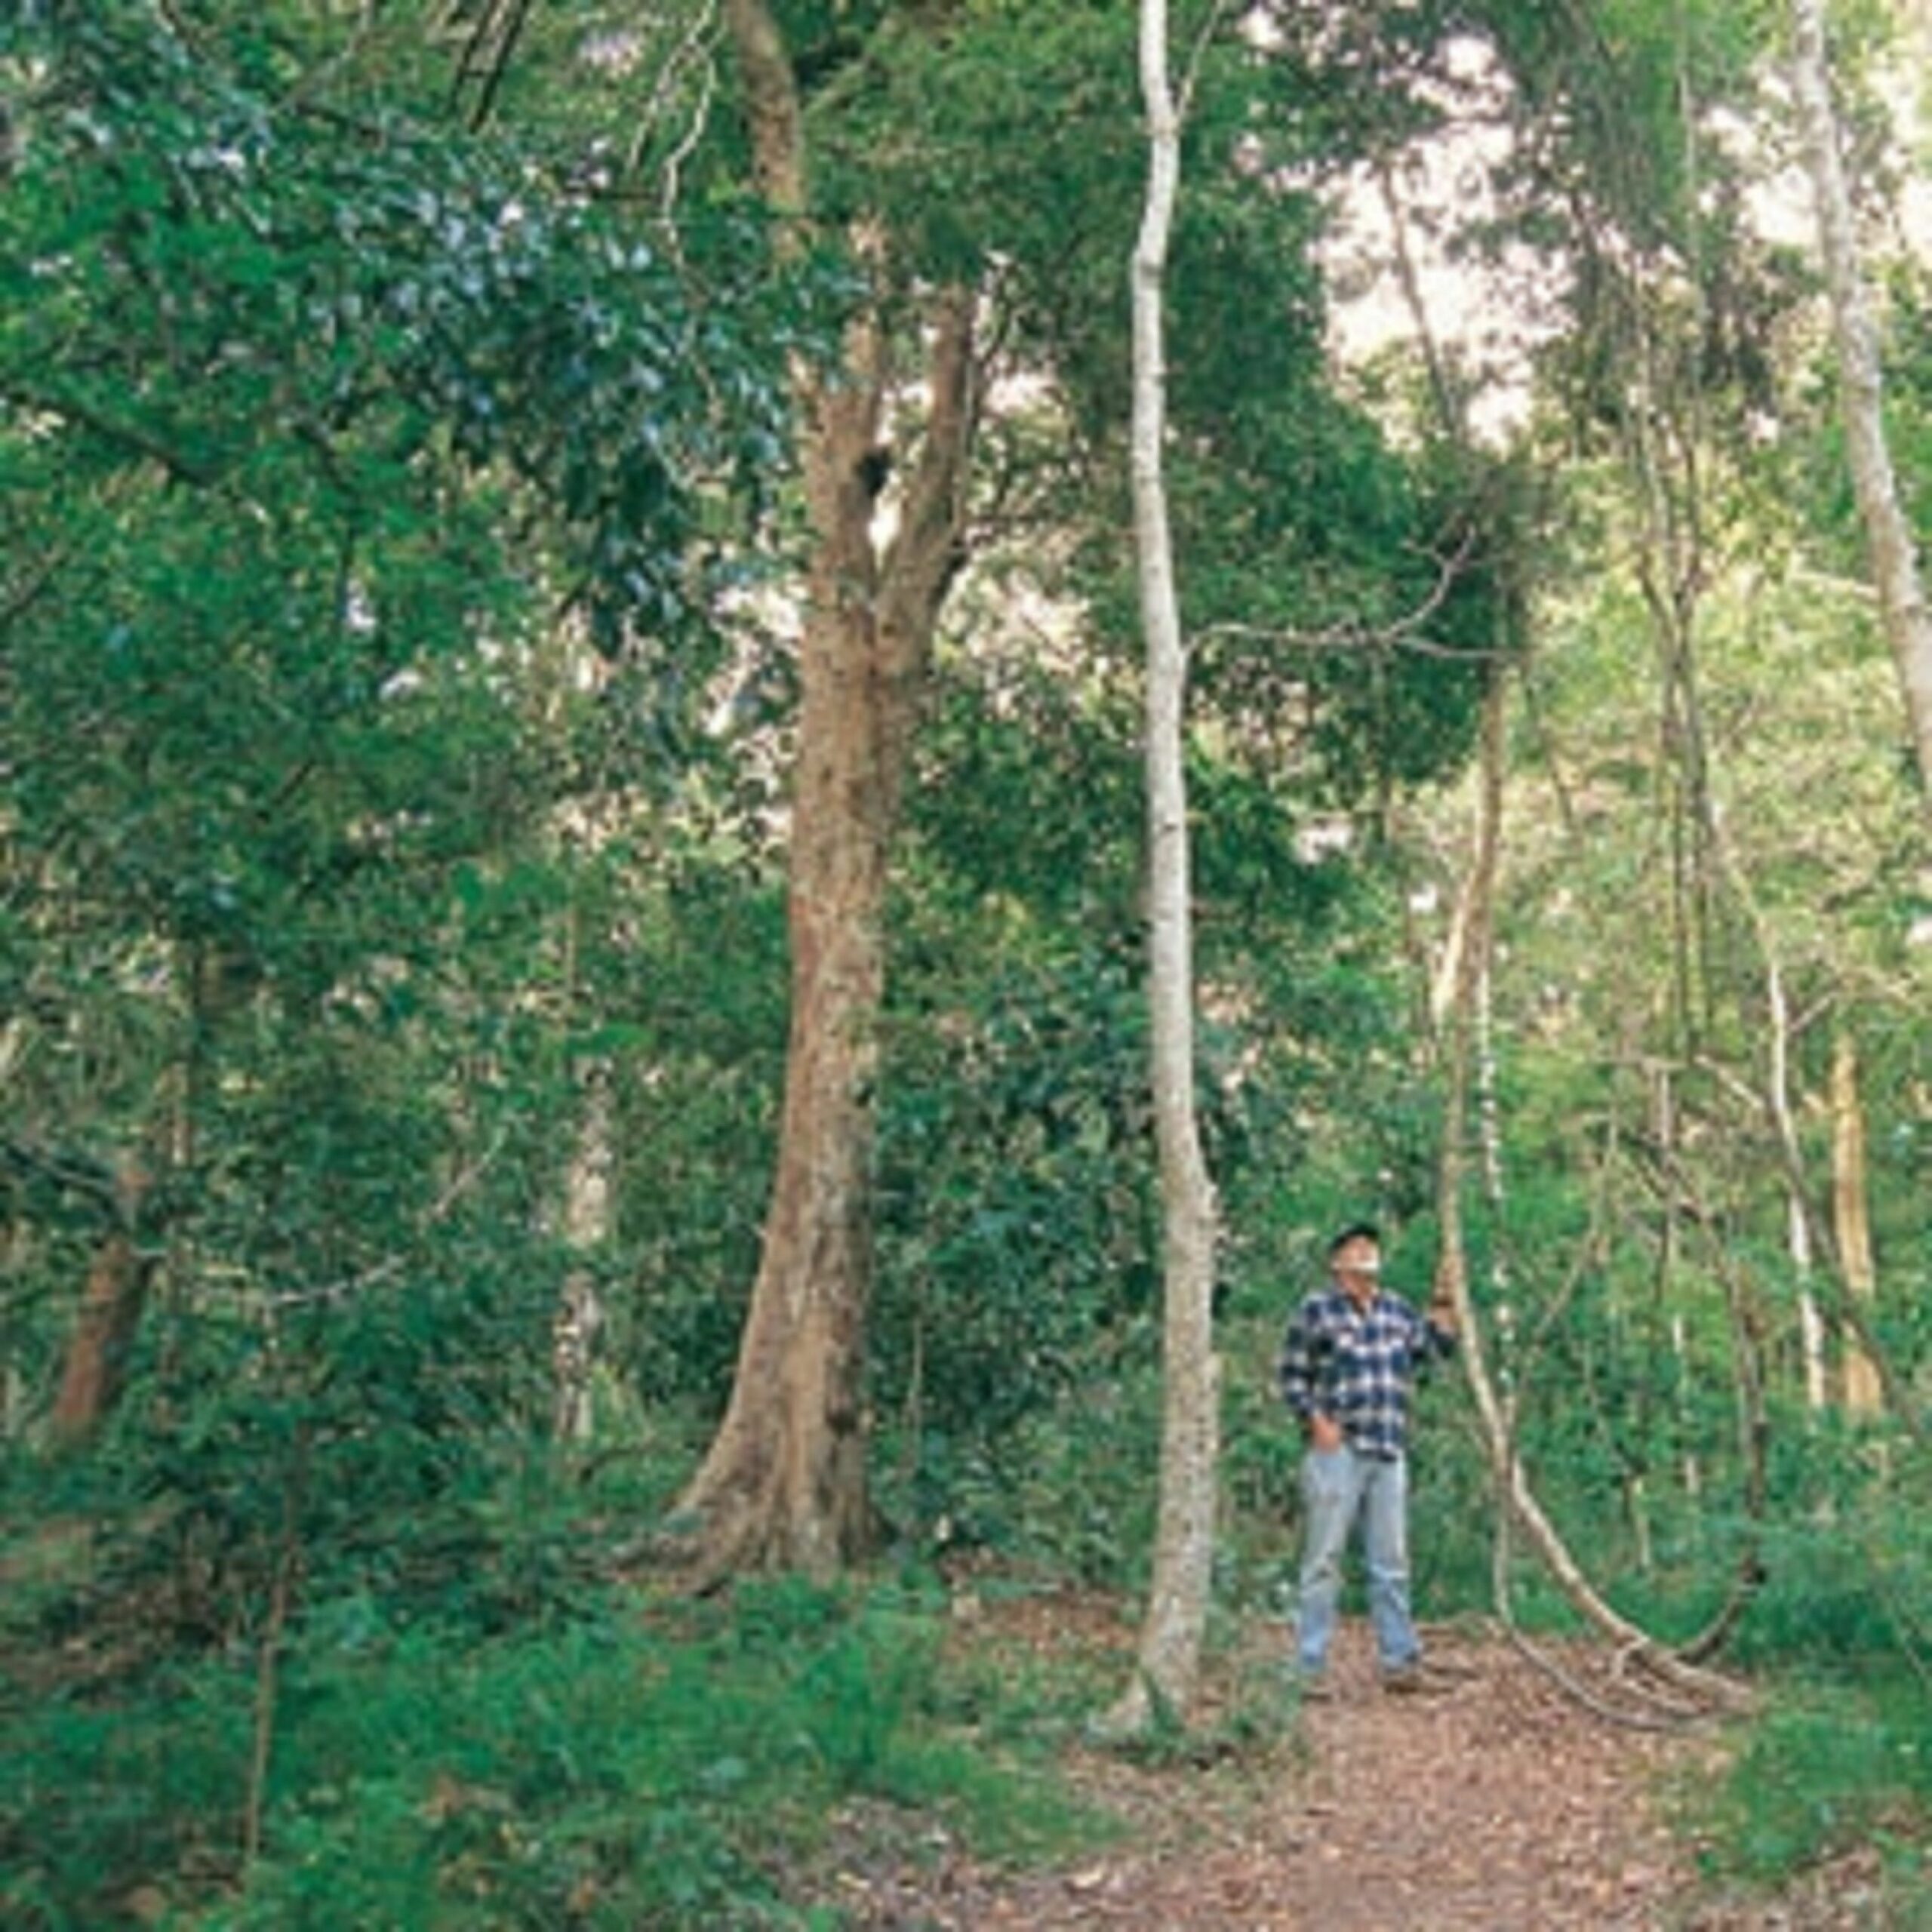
1279, 1221, 1457, 1695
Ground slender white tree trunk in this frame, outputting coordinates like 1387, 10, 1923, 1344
1789, 0, 1932, 801
1765, 948, 1828, 1413
553, 1066, 612, 1444
1792, 1198, 1829, 1417
1104, 0, 1220, 1737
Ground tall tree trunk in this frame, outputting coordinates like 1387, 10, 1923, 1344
48, 930, 230, 1452
1104, 0, 1220, 1737
1830, 1027, 1884, 1417
669, 0, 976, 1580
553, 1064, 612, 1444
1764, 941, 1828, 1414
1789, 0, 1932, 802
1791, 1192, 1828, 1417
1432, 678, 1506, 1340
49, 1164, 153, 1451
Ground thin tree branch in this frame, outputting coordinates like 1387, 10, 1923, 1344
259, 1129, 508, 1310
2, 383, 226, 490
1194, 527, 1489, 659
625, 0, 724, 223
1175, 0, 1232, 123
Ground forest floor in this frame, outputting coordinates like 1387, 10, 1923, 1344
805, 1590, 1899, 1931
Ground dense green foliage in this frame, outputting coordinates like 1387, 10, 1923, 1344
0, 1547, 1106, 1928
2, 0, 1928, 1924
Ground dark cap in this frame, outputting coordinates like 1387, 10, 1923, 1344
1328, 1220, 1382, 1256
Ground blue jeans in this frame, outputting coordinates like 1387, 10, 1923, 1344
1296, 1444, 1420, 1674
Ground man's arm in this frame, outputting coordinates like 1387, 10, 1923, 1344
1279, 1300, 1341, 1446
1278, 1304, 1316, 1420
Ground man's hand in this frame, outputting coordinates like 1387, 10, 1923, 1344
1308, 1412, 1343, 1452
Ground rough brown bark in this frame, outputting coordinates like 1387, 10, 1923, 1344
668, 0, 976, 1580
1830, 1028, 1884, 1417
49, 1166, 153, 1451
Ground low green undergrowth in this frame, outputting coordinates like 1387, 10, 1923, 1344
1666, 1478, 1932, 1924
1682, 1675, 1931, 1921
0, 1568, 1106, 1930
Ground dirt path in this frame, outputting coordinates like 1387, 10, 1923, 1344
818, 1607, 1767, 1930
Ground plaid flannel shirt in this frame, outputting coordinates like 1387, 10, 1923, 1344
1278, 1282, 1453, 1462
